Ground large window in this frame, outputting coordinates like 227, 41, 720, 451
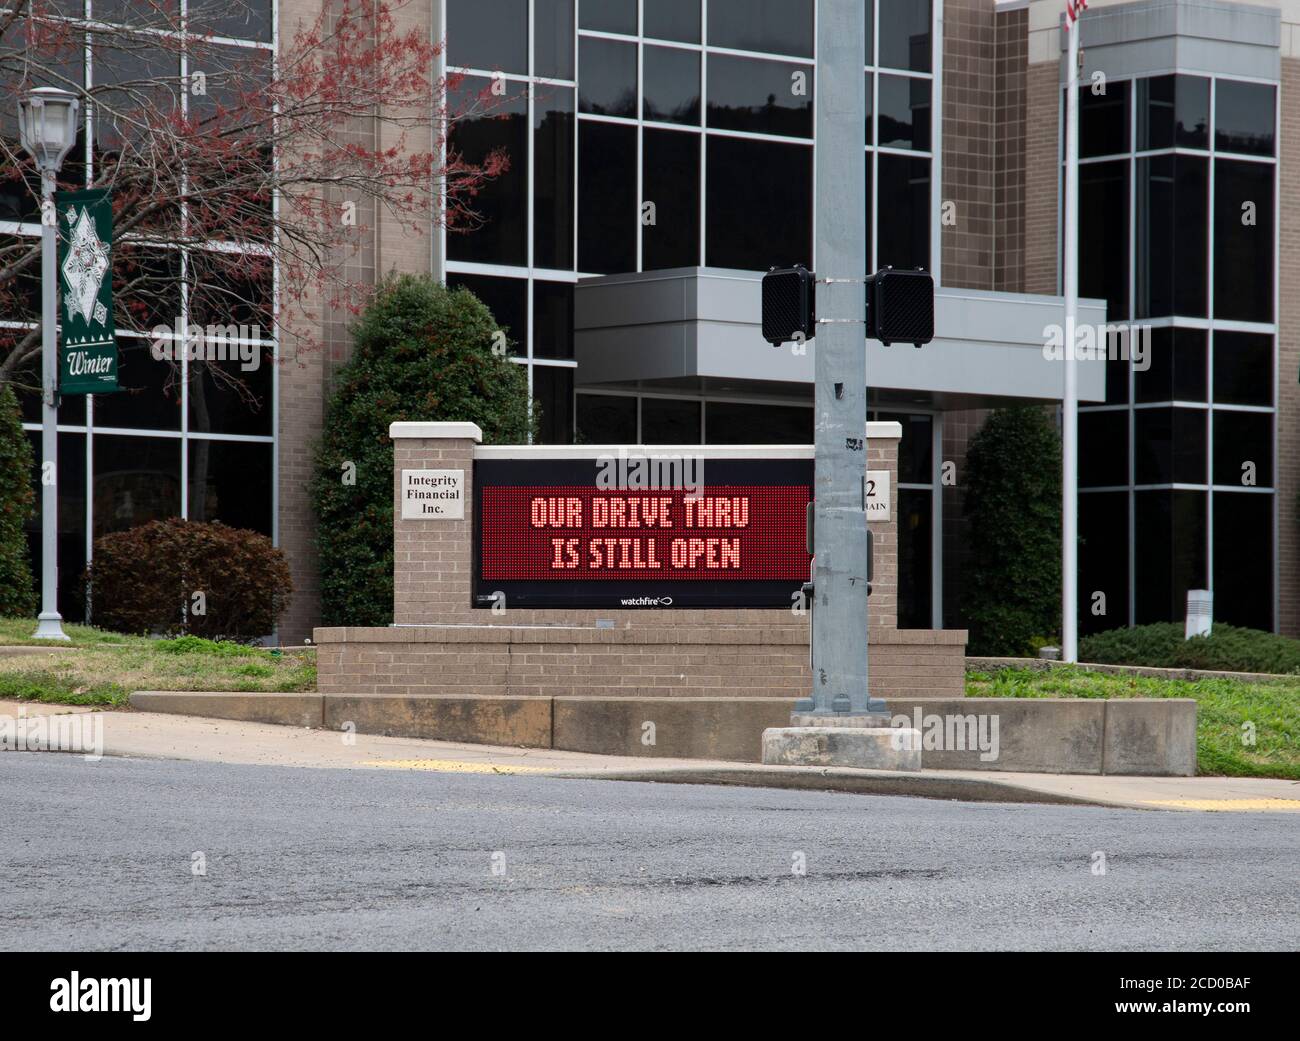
706, 136, 811, 270
642, 129, 700, 269
708, 0, 813, 58
446, 274, 528, 357
1135, 155, 1206, 318
871, 1, 933, 272
1214, 159, 1274, 323
1080, 161, 1128, 319
448, 1, 581, 435
1074, 72, 1277, 633
534, 87, 574, 270
447, 76, 529, 265
707, 54, 813, 137
449, 0, 527, 73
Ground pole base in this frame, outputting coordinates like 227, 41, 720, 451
794, 696, 889, 715
32, 612, 70, 641
762, 724, 921, 770
790, 712, 891, 728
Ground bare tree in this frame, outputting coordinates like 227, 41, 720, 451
0, 0, 509, 406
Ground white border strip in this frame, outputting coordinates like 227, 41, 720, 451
474, 444, 815, 460
473, 422, 904, 460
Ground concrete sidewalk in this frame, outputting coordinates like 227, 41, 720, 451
3, 699, 1299, 812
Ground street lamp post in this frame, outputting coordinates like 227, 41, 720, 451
18, 86, 80, 641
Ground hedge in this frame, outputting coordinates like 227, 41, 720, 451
311, 274, 533, 627
960, 407, 1062, 656
86, 519, 291, 641
1080, 622, 1300, 676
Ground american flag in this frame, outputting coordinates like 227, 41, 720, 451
1065, 0, 1089, 28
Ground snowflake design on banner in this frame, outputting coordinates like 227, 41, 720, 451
61, 206, 110, 326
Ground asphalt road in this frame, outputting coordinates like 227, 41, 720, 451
2, 752, 1297, 951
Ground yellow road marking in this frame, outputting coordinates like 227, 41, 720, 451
360, 758, 557, 775
1143, 798, 1300, 812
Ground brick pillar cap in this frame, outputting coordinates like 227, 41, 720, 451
865, 421, 902, 441
389, 421, 483, 442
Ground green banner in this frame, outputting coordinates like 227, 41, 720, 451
55, 188, 118, 395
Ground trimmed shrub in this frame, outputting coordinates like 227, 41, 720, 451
86, 519, 292, 641
154, 634, 254, 657
1081, 622, 1300, 676
0, 384, 37, 616
960, 407, 1062, 656
312, 274, 534, 627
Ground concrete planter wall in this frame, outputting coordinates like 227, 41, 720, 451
131, 690, 1198, 777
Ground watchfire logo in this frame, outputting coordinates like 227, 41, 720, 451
50, 972, 151, 1021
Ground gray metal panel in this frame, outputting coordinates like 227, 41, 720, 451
1057, 0, 1279, 83
573, 269, 702, 328
574, 269, 1109, 404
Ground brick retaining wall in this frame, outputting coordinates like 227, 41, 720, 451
315, 624, 968, 701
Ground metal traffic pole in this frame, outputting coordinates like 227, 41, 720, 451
792, 0, 873, 718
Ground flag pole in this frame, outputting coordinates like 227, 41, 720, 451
1063, 8, 1081, 663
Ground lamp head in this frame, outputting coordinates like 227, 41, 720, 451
18, 87, 80, 174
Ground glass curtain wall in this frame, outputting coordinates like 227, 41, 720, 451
1074, 74, 1277, 633
447, 0, 934, 444
6, 3, 275, 622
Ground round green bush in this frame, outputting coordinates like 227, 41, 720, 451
86, 519, 292, 641
960, 407, 1062, 656
311, 275, 534, 627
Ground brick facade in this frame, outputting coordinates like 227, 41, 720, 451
315, 625, 968, 702
993, 6, 1029, 293
941, 0, 997, 289
1024, 60, 1059, 297
274, 0, 435, 644
939, 1, 1028, 291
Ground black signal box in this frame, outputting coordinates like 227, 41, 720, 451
761, 265, 816, 345
866, 267, 934, 347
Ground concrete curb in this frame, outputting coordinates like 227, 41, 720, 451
549, 765, 1121, 808
131, 691, 324, 728
0, 645, 85, 656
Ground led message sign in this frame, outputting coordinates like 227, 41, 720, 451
473, 457, 813, 608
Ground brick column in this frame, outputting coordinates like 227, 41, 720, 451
391, 422, 481, 625
866, 421, 900, 629
1024, 60, 1060, 297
